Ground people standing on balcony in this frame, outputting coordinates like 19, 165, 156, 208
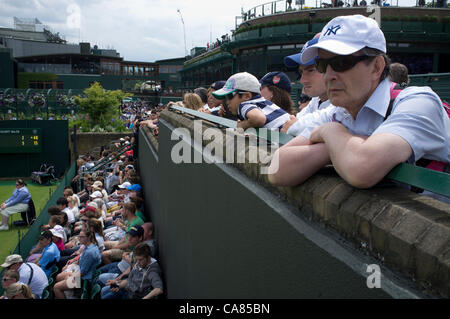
259, 71, 295, 115
268, 14, 450, 190
212, 72, 290, 130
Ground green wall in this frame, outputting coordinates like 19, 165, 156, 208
0, 49, 15, 88
136, 119, 418, 298
0, 120, 70, 178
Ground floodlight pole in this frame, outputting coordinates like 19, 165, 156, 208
177, 9, 188, 57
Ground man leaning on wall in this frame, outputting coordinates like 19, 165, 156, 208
268, 15, 450, 194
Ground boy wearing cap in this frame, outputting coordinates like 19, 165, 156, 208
269, 14, 449, 190
212, 72, 290, 131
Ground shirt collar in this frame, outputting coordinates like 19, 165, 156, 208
362, 78, 392, 117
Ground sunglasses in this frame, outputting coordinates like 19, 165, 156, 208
225, 91, 246, 101
315, 55, 373, 73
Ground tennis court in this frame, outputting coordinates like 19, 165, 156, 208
0, 179, 58, 265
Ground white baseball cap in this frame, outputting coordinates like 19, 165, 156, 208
118, 181, 132, 189
212, 72, 261, 99
89, 190, 103, 198
301, 15, 386, 64
50, 227, 64, 239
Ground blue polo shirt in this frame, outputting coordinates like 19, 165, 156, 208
39, 242, 60, 278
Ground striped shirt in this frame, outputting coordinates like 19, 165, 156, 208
238, 95, 290, 130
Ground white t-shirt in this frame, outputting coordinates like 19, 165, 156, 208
296, 97, 332, 118
18, 262, 48, 297
62, 207, 75, 224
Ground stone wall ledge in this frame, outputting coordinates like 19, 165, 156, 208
159, 110, 450, 298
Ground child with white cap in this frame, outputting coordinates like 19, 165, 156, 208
212, 72, 290, 131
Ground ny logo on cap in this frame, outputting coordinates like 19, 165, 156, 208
324, 25, 341, 36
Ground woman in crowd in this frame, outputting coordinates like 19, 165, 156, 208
182, 93, 203, 110
53, 229, 101, 299
259, 71, 295, 115
5, 282, 34, 299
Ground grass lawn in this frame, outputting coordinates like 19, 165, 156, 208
0, 179, 58, 265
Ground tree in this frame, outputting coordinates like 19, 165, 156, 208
73, 82, 131, 128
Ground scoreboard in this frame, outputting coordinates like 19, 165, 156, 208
0, 128, 42, 153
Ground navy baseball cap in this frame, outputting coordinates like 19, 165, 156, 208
210, 81, 226, 90
259, 71, 291, 93
284, 37, 319, 68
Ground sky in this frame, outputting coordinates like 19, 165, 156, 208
0, 0, 417, 62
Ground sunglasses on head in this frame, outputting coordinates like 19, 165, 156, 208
315, 55, 373, 73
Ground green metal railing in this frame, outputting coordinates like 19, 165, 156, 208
169, 105, 449, 198
85, 143, 132, 174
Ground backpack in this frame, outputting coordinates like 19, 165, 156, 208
387, 82, 449, 174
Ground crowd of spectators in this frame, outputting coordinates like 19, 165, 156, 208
1, 117, 164, 299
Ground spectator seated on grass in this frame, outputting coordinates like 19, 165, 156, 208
53, 229, 101, 299
1, 254, 48, 299
0, 179, 31, 231
101, 242, 163, 299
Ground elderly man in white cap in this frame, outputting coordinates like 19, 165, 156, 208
1, 254, 48, 299
269, 14, 449, 190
